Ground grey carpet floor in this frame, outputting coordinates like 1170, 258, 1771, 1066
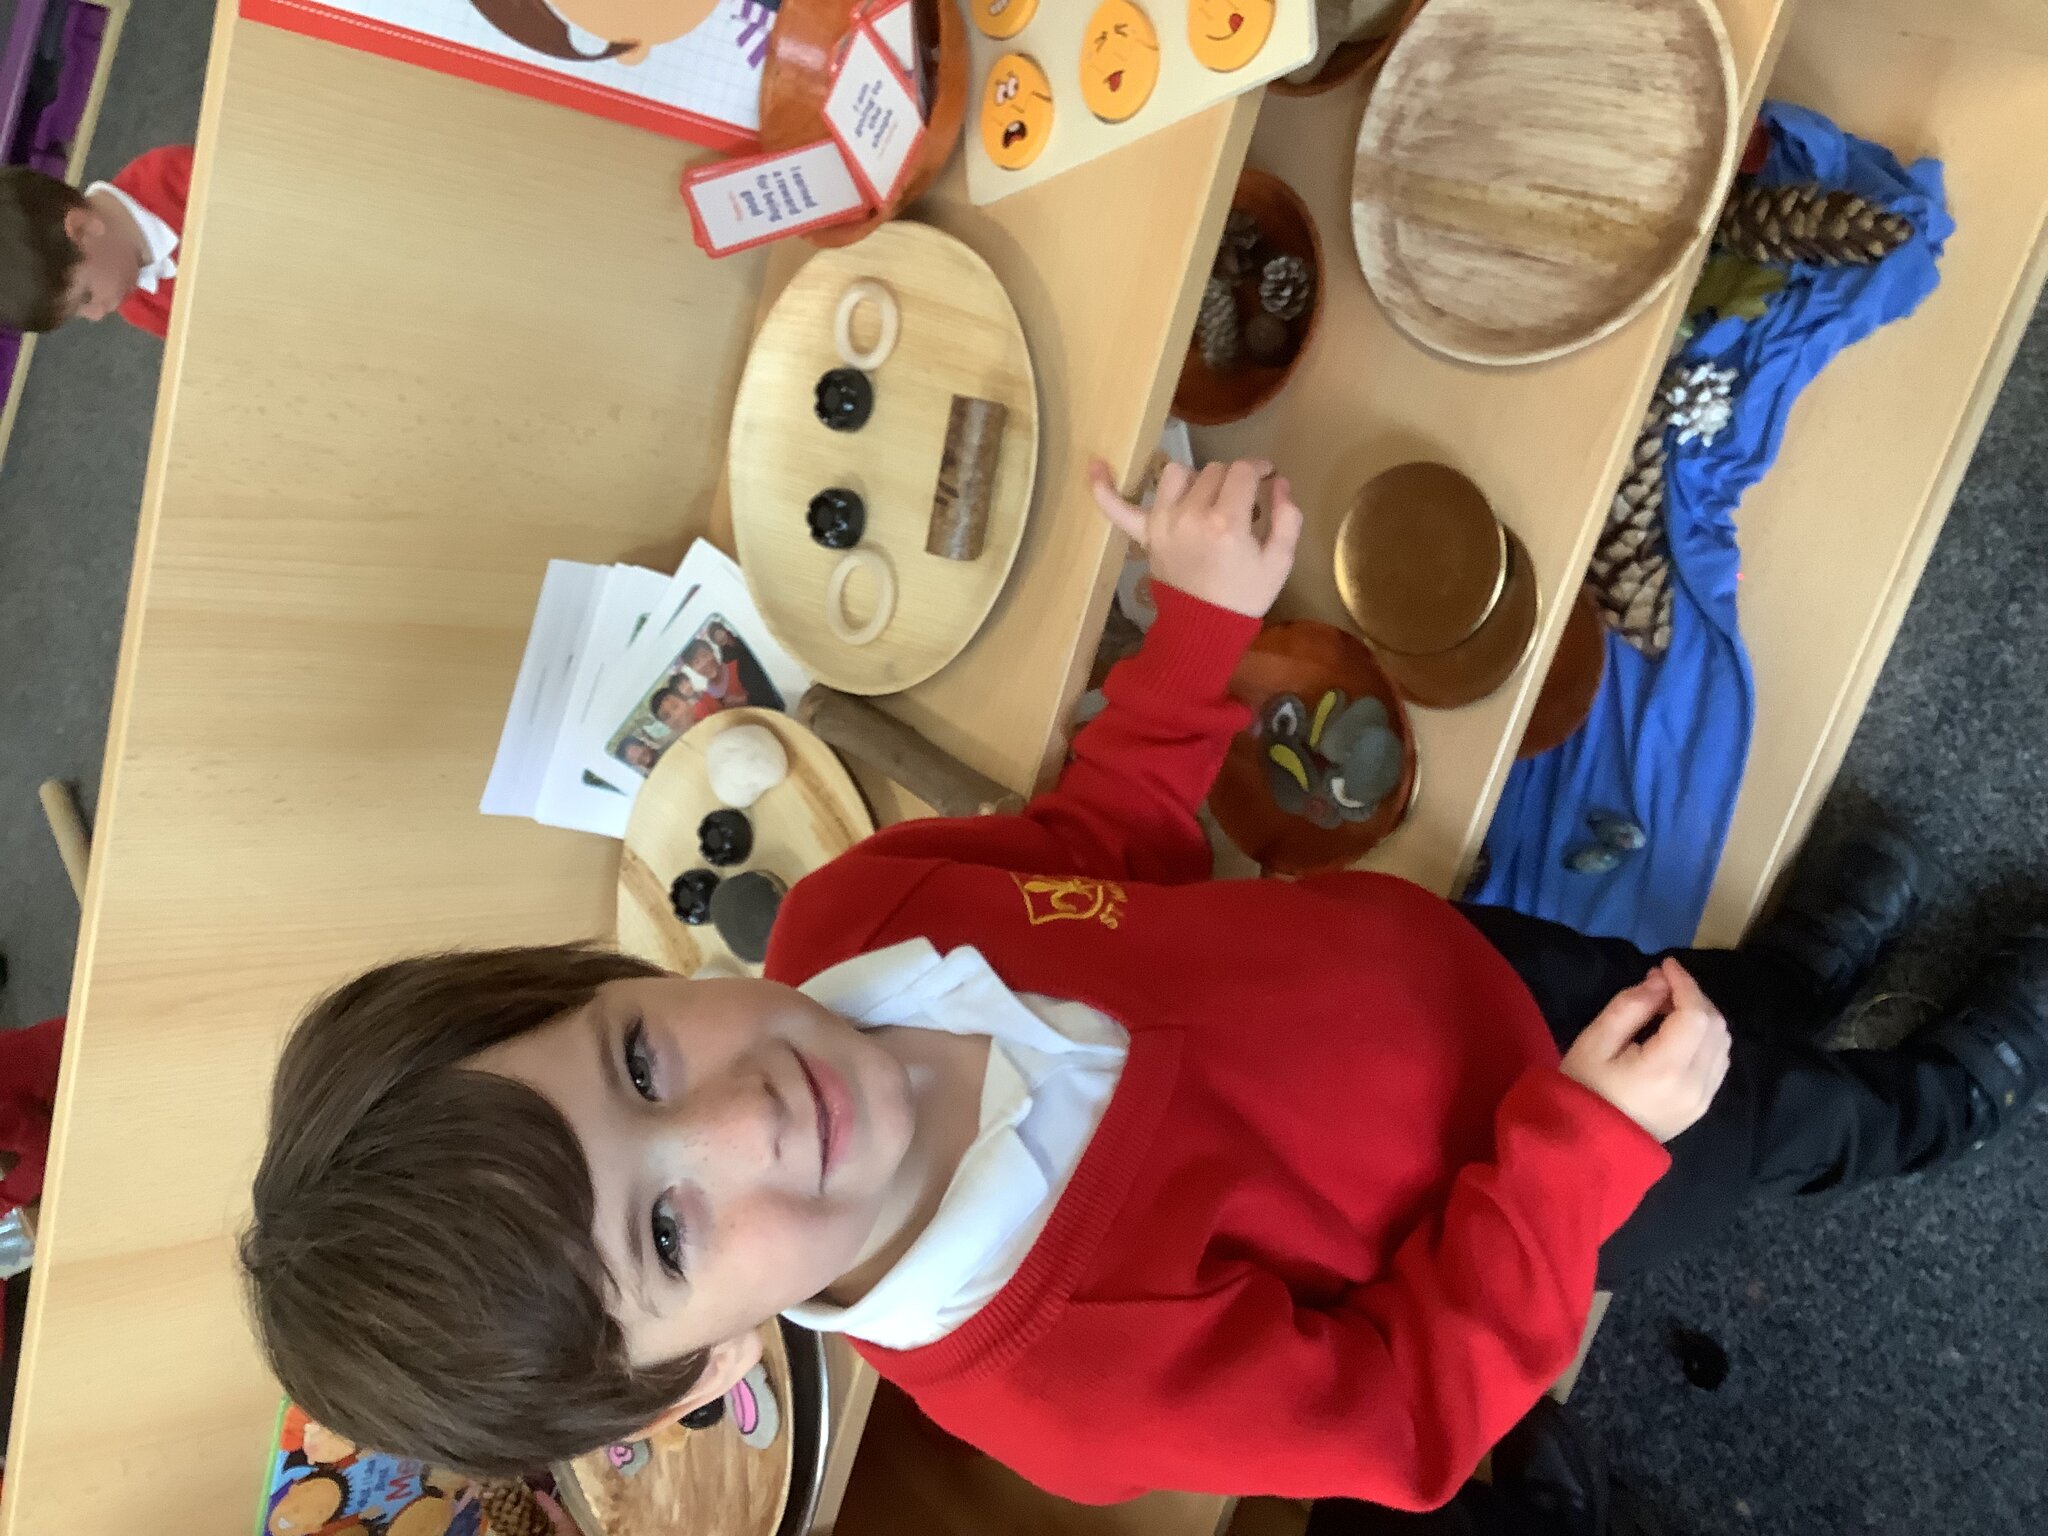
1, 8, 2044, 1530
0, 0, 208, 1030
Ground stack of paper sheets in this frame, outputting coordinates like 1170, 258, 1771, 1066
482, 541, 809, 839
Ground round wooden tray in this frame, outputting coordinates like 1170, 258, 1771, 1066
1351, 0, 1738, 366
1374, 526, 1540, 709
1210, 621, 1418, 877
759, 0, 971, 250
1334, 461, 1506, 657
552, 1322, 829, 1536
616, 708, 873, 977
728, 222, 1040, 695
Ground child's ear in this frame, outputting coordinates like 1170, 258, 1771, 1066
62, 205, 100, 248
636, 1329, 765, 1436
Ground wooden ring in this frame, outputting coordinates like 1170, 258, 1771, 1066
825, 548, 896, 647
833, 280, 901, 371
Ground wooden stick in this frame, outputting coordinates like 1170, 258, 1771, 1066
38, 779, 90, 904
926, 395, 1008, 561
797, 689, 1025, 819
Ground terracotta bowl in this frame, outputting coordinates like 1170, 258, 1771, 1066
1268, 0, 1429, 99
1518, 583, 1607, 759
1210, 621, 1418, 878
758, 0, 970, 249
1171, 167, 1324, 428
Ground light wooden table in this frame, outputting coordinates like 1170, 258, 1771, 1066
14, 0, 2048, 1532
0, 3, 1252, 1530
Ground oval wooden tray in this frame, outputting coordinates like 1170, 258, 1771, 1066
616, 709, 873, 977
728, 222, 1040, 695
1351, 0, 1737, 366
552, 1322, 829, 1536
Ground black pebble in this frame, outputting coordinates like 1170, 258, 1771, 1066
1668, 1323, 1730, 1391
814, 368, 874, 432
710, 870, 788, 965
807, 487, 867, 550
697, 809, 754, 867
668, 868, 719, 926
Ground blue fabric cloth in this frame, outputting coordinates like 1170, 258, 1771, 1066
1471, 103, 1953, 948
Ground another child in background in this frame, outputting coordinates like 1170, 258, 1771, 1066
0, 144, 192, 338
240, 458, 2047, 1511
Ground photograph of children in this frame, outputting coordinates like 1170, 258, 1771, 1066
601, 612, 787, 778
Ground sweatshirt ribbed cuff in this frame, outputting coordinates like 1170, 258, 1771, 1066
1128, 585, 1264, 703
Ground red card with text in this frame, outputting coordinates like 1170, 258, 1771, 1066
681, 140, 870, 258
822, 21, 926, 208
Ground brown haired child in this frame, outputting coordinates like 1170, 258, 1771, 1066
241, 458, 2047, 1510
0, 145, 190, 337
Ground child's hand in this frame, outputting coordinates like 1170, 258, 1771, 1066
1559, 959, 1732, 1144
1089, 456, 1303, 619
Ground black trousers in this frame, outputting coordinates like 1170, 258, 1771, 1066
1455, 903, 1976, 1281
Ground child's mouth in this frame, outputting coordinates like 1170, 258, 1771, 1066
795, 1049, 849, 1189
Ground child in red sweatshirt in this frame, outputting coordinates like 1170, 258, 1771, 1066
239, 459, 2047, 1510
0, 145, 191, 337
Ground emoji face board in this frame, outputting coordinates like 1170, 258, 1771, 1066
965, 0, 1313, 204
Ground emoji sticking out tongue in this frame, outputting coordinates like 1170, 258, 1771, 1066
1189, 0, 1273, 71
1080, 0, 1159, 124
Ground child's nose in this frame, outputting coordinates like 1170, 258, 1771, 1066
681, 1067, 794, 1175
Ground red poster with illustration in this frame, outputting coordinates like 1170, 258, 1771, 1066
239, 0, 778, 149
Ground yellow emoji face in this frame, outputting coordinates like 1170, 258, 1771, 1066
970, 0, 1037, 41
1080, 0, 1159, 123
980, 53, 1054, 171
1188, 0, 1274, 72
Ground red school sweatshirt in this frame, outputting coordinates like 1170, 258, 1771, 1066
762, 586, 1671, 1511
108, 145, 192, 338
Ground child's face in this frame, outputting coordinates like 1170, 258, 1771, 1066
61, 203, 143, 322
472, 974, 916, 1400
654, 690, 695, 728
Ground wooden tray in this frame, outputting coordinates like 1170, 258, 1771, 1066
616, 709, 873, 977
727, 222, 1039, 696
553, 1322, 830, 1536
1351, 0, 1738, 366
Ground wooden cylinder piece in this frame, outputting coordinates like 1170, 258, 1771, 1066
926, 394, 1008, 561
797, 687, 1025, 819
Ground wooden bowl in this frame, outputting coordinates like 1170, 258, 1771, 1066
758, 0, 971, 249
1171, 167, 1323, 428
1518, 582, 1606, 758
1268, 0, 1428, 99
1209, 621, 1417, 877
1351, 0, 1737, 365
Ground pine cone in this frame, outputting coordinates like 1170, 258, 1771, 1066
1196, 277, 1242, 370
1586, 396, 1677, 657
1718, 180, 1913, 267
1213, 240, 1253, 283
478, 1479, 552, 1536
1224, 208, 1260, 253
1258, 254, 1315, 321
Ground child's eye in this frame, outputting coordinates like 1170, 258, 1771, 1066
624, 1020, 658, 1101
651, 1196, 686, 1278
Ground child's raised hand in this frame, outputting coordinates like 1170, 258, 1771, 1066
1559, 959, 1732, 1144
1089, 456, 1303, 619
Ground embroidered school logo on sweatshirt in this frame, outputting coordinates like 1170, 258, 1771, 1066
1012, 873, 1127, 930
